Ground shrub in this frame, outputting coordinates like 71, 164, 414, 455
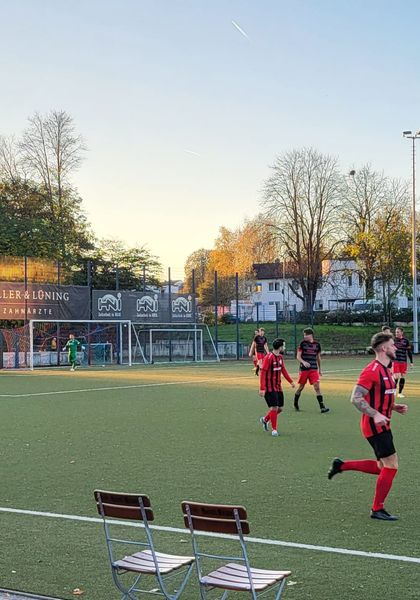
202, 311, 215, 326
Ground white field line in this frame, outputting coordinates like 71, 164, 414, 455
0, 506, 418, 564
0, 366, 414, 399
0, 376, 251, 398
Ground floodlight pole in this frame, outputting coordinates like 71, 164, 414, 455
403, 131, 420, 353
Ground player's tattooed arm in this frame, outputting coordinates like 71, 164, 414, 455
350, 385, 376, 416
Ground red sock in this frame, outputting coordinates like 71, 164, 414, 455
372, 467, 397, 511
264, 410, 271, 422
341, 460, 381, 475
269, 409, 278, 431
253, 358, 257, 367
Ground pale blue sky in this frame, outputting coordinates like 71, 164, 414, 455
1, 0, 420, 277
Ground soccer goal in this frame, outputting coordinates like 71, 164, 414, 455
28, 320, 132, 370
131, 322, 220, 364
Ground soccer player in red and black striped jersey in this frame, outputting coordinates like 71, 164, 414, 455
259, 338, 295, 436
393, 327, 413, 398
294, 328, 329, 413
249, 328, 269, 376
328, 332, 408, 521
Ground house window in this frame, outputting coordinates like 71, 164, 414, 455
269, 301, 275, 305
358, 274, 363, 287
269, 282, 274, 291
275, 282, 280, 291
348, 275, 352, 287
255, 283, 262, 292
315, 300, 323, 310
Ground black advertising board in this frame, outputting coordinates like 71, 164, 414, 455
0, 283, 90, 320
92, 290, 195, 322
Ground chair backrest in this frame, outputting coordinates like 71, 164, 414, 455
94, 490, 154, 522
181, 501, 249, 535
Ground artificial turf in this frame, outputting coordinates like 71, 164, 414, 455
0, 358, 419, 599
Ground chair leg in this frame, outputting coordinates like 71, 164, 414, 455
112, 569, 140, 600
274, 578, 287, 600
173, 564, 195, 600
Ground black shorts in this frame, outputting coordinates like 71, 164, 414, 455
264, 391, 284, 408
367, 430, 396, 460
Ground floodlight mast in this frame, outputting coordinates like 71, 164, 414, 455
403, 130, 420, 353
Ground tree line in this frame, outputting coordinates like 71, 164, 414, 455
0, 111, 161, 289
185, 148, 413, 313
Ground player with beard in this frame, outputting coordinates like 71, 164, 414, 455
327, 332, 408, 521
259, 338, 295, 436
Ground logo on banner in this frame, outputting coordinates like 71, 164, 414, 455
97, 292, 122, 316
137, 294, 159, 313
172, 295, 192, 313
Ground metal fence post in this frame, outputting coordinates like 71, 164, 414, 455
192, 268, 197, 361
87, 260, 92, 365
114, 264, 121, 364
214, 270, 218, 356
168, 267, 172, 362
236, 273, 240, 360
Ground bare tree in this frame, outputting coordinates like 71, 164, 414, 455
342, 165, 389, 298
370, 179, 411, 319
343, 166, 411, 303
0, 135, 24, 183
262, 148, 343, 312
19, 111, 86, 259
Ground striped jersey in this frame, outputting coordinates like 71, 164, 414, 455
254, 335, 267, 354
298, 340, 321, 371
260, 352, 293, 392
394, 336, 413, 364
357, 360, 396, 438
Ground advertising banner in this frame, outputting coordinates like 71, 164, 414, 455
92, 290, 195, 322
0, 283, 90, 320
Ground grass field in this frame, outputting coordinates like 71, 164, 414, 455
0, 357, 419, 599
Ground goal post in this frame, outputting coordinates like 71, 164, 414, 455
131, 322, 220, 364
29, 319, 132, 370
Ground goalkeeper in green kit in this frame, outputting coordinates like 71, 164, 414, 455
63, 333, 81, 371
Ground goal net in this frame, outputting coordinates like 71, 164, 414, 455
131, 323, 220, 364
28, 320, 132, 369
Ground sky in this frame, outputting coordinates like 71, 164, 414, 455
1, 0, 420, 279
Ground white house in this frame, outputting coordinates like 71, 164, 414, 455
161, 280, 184, 294
230, 260, 410, 321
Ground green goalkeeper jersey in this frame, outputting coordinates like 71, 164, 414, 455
65, 339, 80, 357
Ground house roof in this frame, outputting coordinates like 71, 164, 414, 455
253, 262, 295, 280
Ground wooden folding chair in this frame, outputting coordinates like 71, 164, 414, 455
95, 490, 194, 599
182, 501, 291, 600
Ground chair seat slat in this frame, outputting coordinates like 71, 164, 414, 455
114, 550, 194, 574
202, 575, 272, 591
203, 565, 287, 587
221, 563, 291, 578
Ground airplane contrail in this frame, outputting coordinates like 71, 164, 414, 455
183, 149, 201, 157
231, 20, 249, 39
